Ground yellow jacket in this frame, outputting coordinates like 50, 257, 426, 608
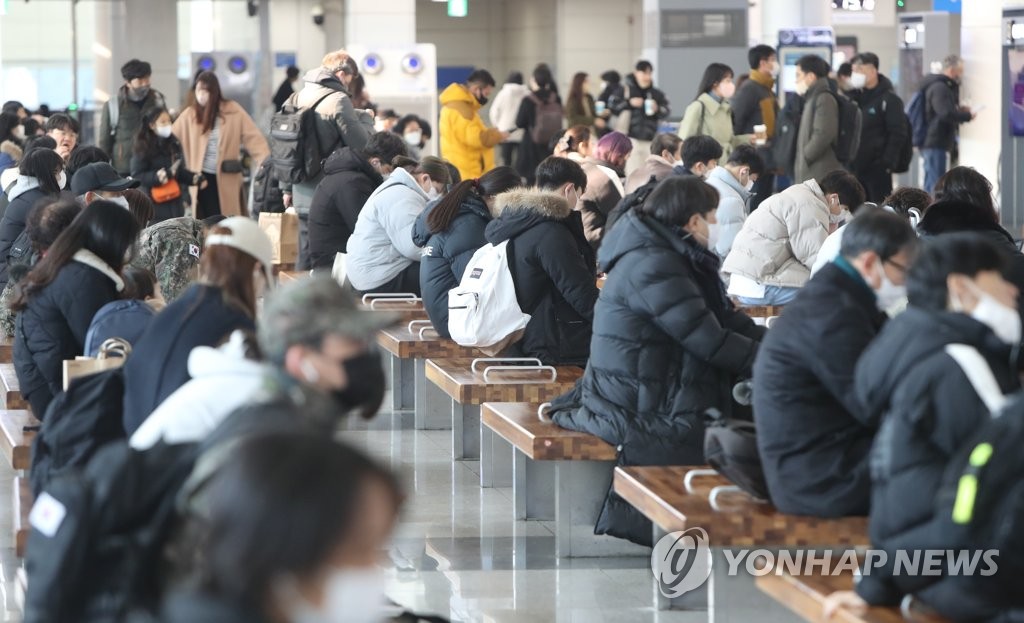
439, 83, 503, 180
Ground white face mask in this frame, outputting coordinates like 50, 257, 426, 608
874, 262, 906, 312
794, 78, 809, 96
107, 194, 130, 209
850, 72, 868, 89
374, 119, 387, 132
769, 62, 781, 79
706, 222, 720, 252
12, 125, 25, 141
56, 170, 67, 189
744, 179, 755, 192
404, 130, 422, 146
718, 81, 736, 99
953, 283, 1023, 346
425, 185, 441, 201
282, 568, 388, 623
156, 125, 173, 139
195, 91, 209, 107
829, 208, 851, 226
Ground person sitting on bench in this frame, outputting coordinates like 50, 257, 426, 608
551, 176, 765, 546
754, 209, 919, 517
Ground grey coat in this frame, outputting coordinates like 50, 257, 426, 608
794, 78, 842, 184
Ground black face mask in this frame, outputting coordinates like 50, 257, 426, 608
331, 350, 386, 418
475, 93, 489, 106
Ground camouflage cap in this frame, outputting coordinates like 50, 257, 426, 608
258, 274, 396, 362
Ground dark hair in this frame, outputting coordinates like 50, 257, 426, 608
285, 65, 300, 80
467, 69, 496, 87
851, 52, 880, 69
682, 135, 723, 170
839, 207, 919, 262
133, 107, 172, 158
427, 166, 520, 234
413, 156, 452, 185
906, 233, 1006, 311
11, 200, 141, 310
66, 145, 110, 178
932, 166, 996, 221
797, 55, 831, 79
378, 108, 399, 122
567, 72, 589, 113
837, 62, 853, 78
24, 135, 56, 154
392, 114, 424, 138
121, 59, 152, 82
638, 176, 719, 227
556, 125, 592, 157
0, 113, 20, 143
391, 155, 418, 172
362, 131, 407, 165
25, 196, 81, 253
696, 63, 733, 98
635, 60, 653, 73
121, 265, 157, 300
818, 170, 866, 211
45, 114, 80, 136
2, 101, 25, 116
882, 187, 931, 218
196, 432, 401, 607
19, 148, 64, 195
123, 188, 155, 229
726, 144, 765, 176
21, 118, 42, 137
600, 70, 621, 84
532, 63, 556, 93
506, 71, 524, 85
651, 133, 683, 159
194, 71, 225, 134
748, 44, 776, 70
535, 156, 587, 192
445, 162, 461, 185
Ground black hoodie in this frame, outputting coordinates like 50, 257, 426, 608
851, 74, 908, 171
307, 147, 383, 268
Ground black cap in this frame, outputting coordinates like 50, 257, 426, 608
71, 162, 140, 196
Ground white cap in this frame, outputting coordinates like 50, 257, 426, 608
204, 216, 274, 285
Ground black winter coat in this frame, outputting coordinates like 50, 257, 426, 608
129, 136, 198, 223
920, 74, 972, 151
514, 88, 562, 185
611, 74, 671, 141
411, 193, 491, 338
851, 74, 908, 172
0, 185, 52, 289
308, 147, 383, 268
854, 307, 1020, 619
14, 255, 122, 403
553, 210, 764, 546
485, 188, 598, 366
753, 260, 888, 517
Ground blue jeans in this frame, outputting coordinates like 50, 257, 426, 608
736, 285, 801, 306
921, 148, 948, 194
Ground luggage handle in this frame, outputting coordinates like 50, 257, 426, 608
537, 402, 553, 422
418, 326, 439, 340
482, 366, 557, 384
408, 320, 432, 333
683, 468, 722, 494
471, 357, 542, 373
708, 485, 745, 511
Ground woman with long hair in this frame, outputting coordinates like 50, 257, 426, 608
578, 131, 632, 249
565, 72, 602, 132
0, 147, 65, 290
411, 166, 522, 336
514, 63, 563, 184
131, 108, 203, 223
172, 72, 270, 218
122, 216, 273, 433
12, 201, 140, 415
553, 125, 592, 162
678, 62, 753, 157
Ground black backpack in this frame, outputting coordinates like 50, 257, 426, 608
702, 381, 771, 502
251, 158, 285, 217
269, 91, 336, 184
527, 93, 564, 146
771, 94, 804, 178
882, 93, 914, 174
813, 89, 863, 165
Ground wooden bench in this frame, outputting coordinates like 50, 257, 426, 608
481, 402, 646, 558
0, 334, 12, 363
0, 363, 26, 410
14, 476, 31, 558
376, 322, 482, 425
277, 269, 307, 285
614, 465, 870, 610
757, 570, 951, 623
425, 358, 583, 487
0, 410, 38, 471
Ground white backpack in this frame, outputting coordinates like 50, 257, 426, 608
448, 240, 530, 349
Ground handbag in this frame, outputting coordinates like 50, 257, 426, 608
151, 178, 181, 203
220, 159, 244, 174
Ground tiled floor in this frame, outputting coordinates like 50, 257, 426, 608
0, 407, 803, 622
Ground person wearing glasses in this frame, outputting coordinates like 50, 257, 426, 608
751, 209, 919, 518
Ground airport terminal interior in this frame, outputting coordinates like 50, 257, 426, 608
1, 0, 1024, 621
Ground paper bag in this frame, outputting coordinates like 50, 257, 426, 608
258, 211, 299, 265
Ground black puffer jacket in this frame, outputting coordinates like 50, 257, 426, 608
753, 260, 888, 517
308, 147, 383, 268
411, 193, 491, 338
0, 183, 51, 289
851, 74, 908, 172
854, 307, 1020, 619
920, 74, 972, 151
610, 74, 671, 141
553, 210, 764, 546
129, 136, 197, 223
485, 188, 598, 366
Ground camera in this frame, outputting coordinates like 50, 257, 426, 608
311, 4, 325, 26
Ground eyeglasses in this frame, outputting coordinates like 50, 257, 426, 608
884, 258, 908, 274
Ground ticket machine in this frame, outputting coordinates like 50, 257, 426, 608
1001, 7, 1024, 231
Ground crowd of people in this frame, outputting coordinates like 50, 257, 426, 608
1, 39, 1020, 623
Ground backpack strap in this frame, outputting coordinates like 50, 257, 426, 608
944, 343, 1008, 416
699, 101, 708, 135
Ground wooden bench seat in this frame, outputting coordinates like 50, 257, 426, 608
14, 476, 31, 558
481, 402, 616, 461
0, 410, 38, 471
277, 270, 307, 285
0, 334, 12, 364
736, 304, 785, 318
0, 362, 27, 410
757, 571, 951, 623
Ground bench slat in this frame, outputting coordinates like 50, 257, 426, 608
0, 335, 12, 364
14, 476, 30, 558
425, 358, 583, 404
0, 410, 38, 470
0, 362, 26, 409
481, 402, 617, 461
376, 326, 482, 360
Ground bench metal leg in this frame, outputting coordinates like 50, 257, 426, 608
480, 425, 513, 488
554, 461, 651, 558
513, 451, 555, 520
651, 525, 713, 611
451, 401, 480, 460
389, 357, 415, 412
414, 360, 450, 430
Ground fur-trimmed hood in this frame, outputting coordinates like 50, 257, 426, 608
1, 140, 22, 161
485, 187, 573, 244
72, 249, 125, 292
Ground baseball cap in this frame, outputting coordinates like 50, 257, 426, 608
204, 216, 274, 285
258, 274, 397, 362
70, 162, 140, 196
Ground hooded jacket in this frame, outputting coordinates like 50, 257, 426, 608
611, 74, 671, 141
850, 74, 908, 172
678, 92, 752, 157
14, 250, 125, 405
795, 77, 842, 184
623, 154, 674, 195
0, 177, 53, 289
0, 140, 23, 173
920, 74, 972, 152
99, 85, 168, 174
853, 307, 1020, 615
489, 82, 530, 144
705, 165, 752, 258
345, 167, 427, 292
307, 147, 384, 268
411, 192, 492, 337
553, 210, 764, 545
439, 83, 504, 180
485, 188, 598, 365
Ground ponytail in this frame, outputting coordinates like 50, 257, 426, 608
425, 165, 521, 235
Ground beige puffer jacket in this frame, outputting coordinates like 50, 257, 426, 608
721, 180, 830, 288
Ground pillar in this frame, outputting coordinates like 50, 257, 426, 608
554, 0, 641, 93
94, 0, 179, 109
345, 0, 416, 46
958, 1, 1004, 208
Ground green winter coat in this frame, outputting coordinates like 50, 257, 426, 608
678, 92, 752, 158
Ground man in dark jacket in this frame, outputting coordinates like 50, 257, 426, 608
754, 209, 919, 517
732, 44, 779, 211
99, 59, 167, 175
485, 157, 598, 365
849, 53, 909, 203
307, 131, 407, 269
613, 60, 670, 175
272, 65, 300, 111
920, 54, 974, 193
